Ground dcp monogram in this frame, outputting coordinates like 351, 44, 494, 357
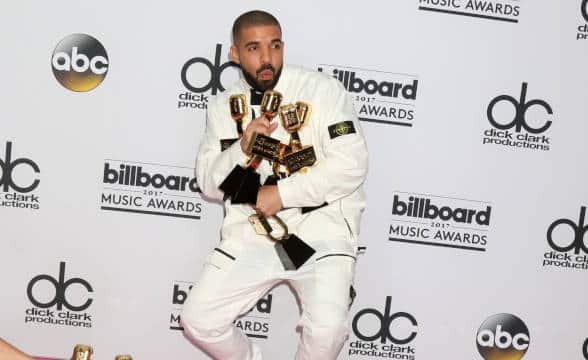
352, 296, 417, 344
27, 262, 93, 311
0, 142, 40, 193
487, 82, 553, 134
181, 44, 238, 95
547, 206, 588, 254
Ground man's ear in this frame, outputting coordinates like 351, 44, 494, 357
230, 45, 240, 64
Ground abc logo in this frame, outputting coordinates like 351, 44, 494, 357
487, 82, 553, 134
181, 44, 239, 95
547, 206, 588, 254
0, 142, 40, 193
26, 262, 93, 311
351, 296, 417, 344
583, 0, 588, 23
476, 313, 530, 360
51, 34, 108, 92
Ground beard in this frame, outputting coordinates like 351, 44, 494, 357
242, 63, 283, 92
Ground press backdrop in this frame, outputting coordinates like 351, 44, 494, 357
1, 1, 587, 359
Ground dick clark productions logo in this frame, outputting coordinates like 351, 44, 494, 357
178, 44, 239, 110
543, 206, 588, 271
483, 82, 553, 151
0, 141, 39, 193
0, 141, 41, 210
349, 297, 417, 358
547, 206, 588, 254
25, 262, 93, 328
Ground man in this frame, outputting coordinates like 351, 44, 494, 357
182, 10, 368, 360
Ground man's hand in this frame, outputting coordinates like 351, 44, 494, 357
255, 185, 283, 217
241, 116, 278, 154
0, 338, 34, 360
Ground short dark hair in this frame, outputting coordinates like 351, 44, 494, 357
232, 10, 281, 44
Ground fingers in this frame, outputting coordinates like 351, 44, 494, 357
254, 203, 267, 217
250, 117, 272, 135
254, 186, 281, 217
256, 116, 271, 128
241, 117, 278, 152
255, 185, 267, 215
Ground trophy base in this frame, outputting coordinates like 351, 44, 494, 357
264, 175, 279, 186
265, 173, 287, 186
285, 146, 316, 174
219, 165, 260, 204
274, 234, 316, 270
220, 138, 239, 152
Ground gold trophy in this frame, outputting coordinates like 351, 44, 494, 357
295, 101, 311, 131
114, 355, 133, 360
219, 90, 282, 204
248, 210, 316, 270
248, 98, 316, 270
245, 101, 316, 187
246, 133, 291, 165
70, 344, 93, 360
246, 90, 284, 165
220, 94, 248, 151
279, 102, 317, 174
219, 90, 315, 269
229, 93, 247, 132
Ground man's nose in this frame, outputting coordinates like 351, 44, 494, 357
260, 47, 271, 64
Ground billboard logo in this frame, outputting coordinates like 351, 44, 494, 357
318, 64, 418, 127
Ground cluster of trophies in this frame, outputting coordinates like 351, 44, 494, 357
68, 344, 131, 360
218, 90, 318, 270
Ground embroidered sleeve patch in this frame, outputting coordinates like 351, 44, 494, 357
328, 121, 356, 139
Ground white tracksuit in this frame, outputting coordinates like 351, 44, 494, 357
182, 65, 368, 359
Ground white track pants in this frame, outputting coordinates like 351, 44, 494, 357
181, 247, 356, 360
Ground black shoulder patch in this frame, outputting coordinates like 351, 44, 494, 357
328, 121, 356, 139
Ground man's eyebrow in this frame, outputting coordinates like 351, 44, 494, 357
271, 39, 282, 43
244, 40, 260, 47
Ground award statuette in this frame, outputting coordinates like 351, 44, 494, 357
220, 94, 247, 151
249, 214, 315, 270
219, 90, 283, 204
247, 132, 290, 163
245, 131, 289, 186
114, 355, 133, 360
250, 100, 313, 184
280, 103, 317, 174
70, 345, 92, 360
246, 130, 290, 186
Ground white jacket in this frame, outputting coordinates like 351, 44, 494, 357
196, 65, 368, 258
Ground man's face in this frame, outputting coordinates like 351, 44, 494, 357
230, 25, 284, 91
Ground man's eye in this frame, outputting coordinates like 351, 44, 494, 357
271, 43, 281, 49
248, 46, 257, 51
